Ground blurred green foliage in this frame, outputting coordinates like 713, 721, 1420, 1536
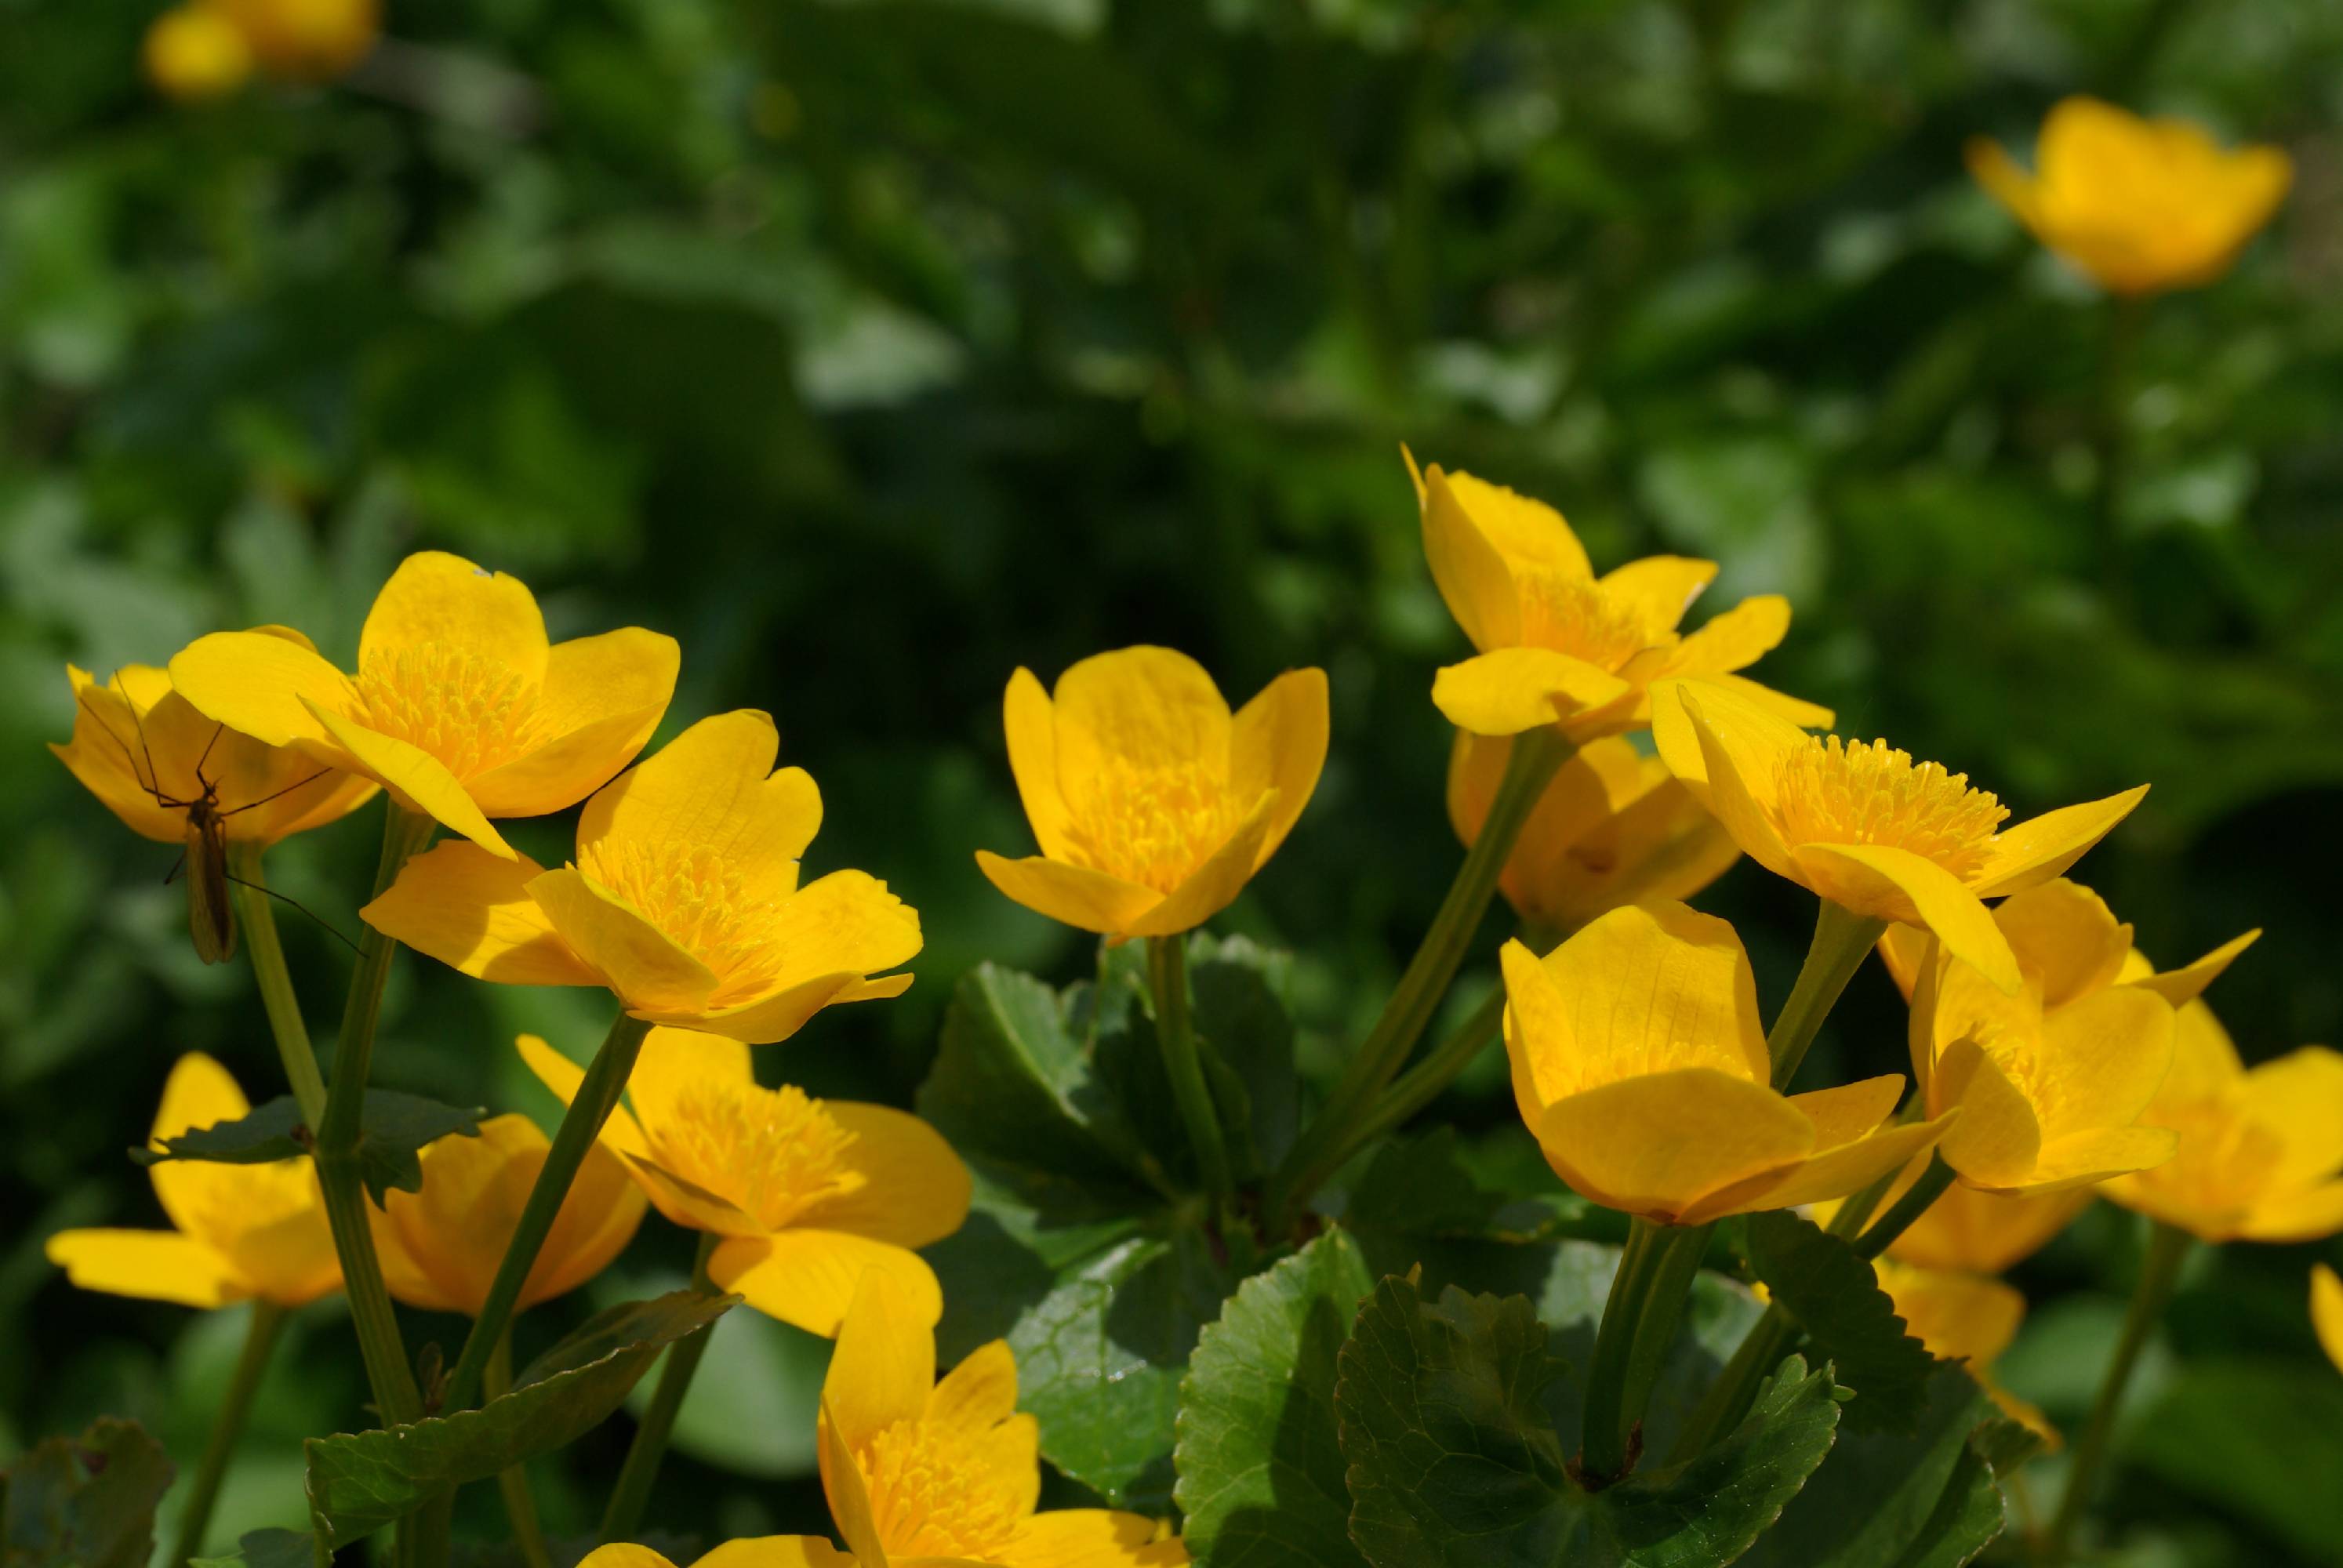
2, 0, 2340, 1559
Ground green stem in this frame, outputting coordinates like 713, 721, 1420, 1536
225, 844, 326, 1126
314, 806, 435, 1429
1766, 901, 1889, 1087
1669, 1304, 1800, 1465
486, 1330, 554, 1568
600, 1232, 721, 1543
2041, 1221, 2191, 1565
1579, 1219, 1712, 1483
1853, 1155, 1958, 1261
163, 1300, 285, 1566
1270, 728, 1571, 1225
1323, 985, 1505, 1174
1149, 935, 1234, 1214
443, 1009, 653, 1413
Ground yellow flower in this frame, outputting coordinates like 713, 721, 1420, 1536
368, 1115, 646, 1316
170, 551, 679, 859
1408, 452, 1830, 742
1653, 680, 2147, 994
1879, 880, 2254, 1196
975, 647, 1326, 939
581, 1544, 854, 1568
518, 1029, 968, 1336
1501, 902, 1951, 1227
2313, 1265, 2343, 1376
209, 0, 378, 81
143, 5, 255, 100
2101, 1002, 2343, 1243
46, 1054, 340, 1308
1967, 97, 2290, 296
818, 1272, 1189, 1567
360, 711, 921, 1044
1859, 1174, 2092, 1277
1448, 731, 1738, 933
1872, 1259, 2054, 1443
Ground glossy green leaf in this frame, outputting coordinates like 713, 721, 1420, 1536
133, 1089, 485, 1203
2, 1417, 175, 1568
1745, 1212, 1937, 1430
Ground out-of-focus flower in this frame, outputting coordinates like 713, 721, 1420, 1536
209, 0, 379, 81
2312, 1265, 2343, 1376
1408, 452, 1829, 742
2101, 1004, 2343, 1243
1502, 902, 1950, 1226
368, 1115, 645, 1316
975, 647, 1325, 940
363, 711, 920, 1044
1852, 1174, 2094, 1277
520, 1029, 966, 1335
143, 5, 255, 100
1873, 1260, 2054, 1442
580, 1544, 850, 1568
1967, 97, 2290, 296
1655, 681, 2146, 994
1448, 731, 1738, 933
46, 1054, 340, 1308
173, 551, 677, 858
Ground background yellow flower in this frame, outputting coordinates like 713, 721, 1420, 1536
2314, 1265, 2343, 1376
1849, 1174, 2094, 1278
143, 5, 254, 100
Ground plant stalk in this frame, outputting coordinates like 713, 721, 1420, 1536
1853, 1154, 1959, 1261
485, 1330, 555, 1568
225, 844, 326, 1125
600, 1232, 721, 1543
163, 1299, 285, 1566
1323, 985, 1505, 1174
1579, 1218, 1712, 1483
1149, 934, 1235, 1215
1766, 901, 1889, 1087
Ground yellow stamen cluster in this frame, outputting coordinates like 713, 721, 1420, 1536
1061, 758, 1243, 895
1516, 570, 1674, 672
858, 1415, 1025, 1559
1772, 736, 2010, 879
354, 644, 543, 778
582, 841, 774, 985
652, 1079, 859, 1231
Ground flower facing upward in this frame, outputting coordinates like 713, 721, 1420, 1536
2101, 1003, 2343, 1244
1872, 1260, 2052, 1441
368, 1115, 645, 1316
819, 1273, 1188, 1567
1448, 731, 1738, 934
1501, 902, 1952, 1227
171, 552, 678, 859
2313, 1266, 2343, 1376
1967, 97, 2290, 296
1880, 880, 2253, 1195
47, 1054, 340, 1309
1654, 680, 2147, 994
976, 647, 1327, 939
519, 1028, 968, 1335
361, 711, 921, 1044
1408, 452, 1829, 742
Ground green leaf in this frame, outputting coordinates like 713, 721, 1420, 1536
2127, 1358, 2343, 1559
2, 1417, 175, 1568
133, 1089, 485, 1203
301, 1290, 733, 1544
1188, 934, 1301, 1176
1344, 1128, 1502, 1237
1175, 1228, 1377, 1568
1745, 1212, 1936, 1430
1335, 1276, 1842, 1567
189, 1529, 315, 1568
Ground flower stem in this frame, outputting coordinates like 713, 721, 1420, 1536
314, 806, 436, 1430
163, 1299, 285, 1566
1669, 1301, 1800, 1466
485, 1329, 554, 1568
1319, 985, 1505, 1177
225, 844, 326, 1126
600, 1232, 721, 1543
443, 1008, 653, 1414
1766, 901, 1888, 1087
1579, 1218, 1712, 1483
2041, 1221, 2191, 1565
1148, 934, 1235, 1215
1852, 1154, 1958, 1261
1269, 728, 1571, 1226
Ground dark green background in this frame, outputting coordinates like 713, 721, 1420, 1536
3, 0, 2339, 1559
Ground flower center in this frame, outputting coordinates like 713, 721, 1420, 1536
580, 841, 776, 989
651, 1079, 858, 1232
1061, 758, 1244, 895
1514, 569, 1676, 673
1772, 736, 2010, 880
859, 1414, 1027, 1559
354, 643, 543, 779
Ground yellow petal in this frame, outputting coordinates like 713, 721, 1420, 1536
1995, 880, 2133, 1007
2013, 1127, 2179, 1193
2033, 985, 2174, 1140
979, 1411, 1044, 1526
150, 1053, 253, 1241
1124, 792, 1280, 938
1689, 1112, 1956, 1224
754, 870, 923, 998
629, 1025, 754, 1132
800, 1103, 973, 1250
361, 843, 600, 985
1050, 648, 1233, 827
1419, 464, 1526, 651
1932, 1040, 2043, 1189
358, 550, 549, 684
580, 711, 823, 912
514, 1033, 651, 1162
45, 1229, 248, 1308
1535, 1069, 1814, 1224
678, 973, 870, 1046
1783, 1075, 1906, 1149
1876, 925, 1932, 1002
307, 699, 514, 858
925, 1339, 1019, 1435
2130, 928, 2259, 1007
1660, 682, 1802, 878
2239, 1047, 2343, 1192
2312, 1265, 2343, 1374
529, 866, 720, 1012
1690, 672, 1834, 730
2238, 1180, 2343, 1245
1666, 594, 1790, 677
691, 1541, 862, 1568
1439, 466, 1591, 579
1890, 1181, 2091, 1275
466, 628, 679, 817
1229, 667, 1329, 866
168, 630, 359, 752
1004, 666, 1076, 862
1968, 786, 2149, 899
1793, 843, 2020, 993
975, 851, 1163, 937
714, 1231, 944, 1339
53, 669, 198, 844
1598, 557, 1717, 633
1001, 1511, 1193, 1568
574, 1549, 681, 1568
1432, 648, 1630, 736
1874, 1261, 2025, 1370
1966, 136, 2043, 229
819, 1396, 889, 1567
822, 1265, 939, 1442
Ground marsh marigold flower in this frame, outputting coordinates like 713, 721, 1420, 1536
47, 1054, 340, 1308
1501, 902, 1951, 1226
1856, 1173, 2092, 1277
1873, 1260, 2052, 1441
976, 647, 1326, 940
519, 1029, 968, 1335
209, 0, 378, 80
581, 1545, 854, 1568
1967, 97, 2290, 296
2101, 1001, 2343, 1243
361, 710, 920, 1044
2314, 1265, 2343, 1375
368, 1115, 645, 1316
1408, 452, 1829, 742
143, 5, 254, 100
1448, 731, 1738, 934
171, 551, 678, 860
1653, 681, 2146, 994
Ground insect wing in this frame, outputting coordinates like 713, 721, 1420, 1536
186, 813, 238, 964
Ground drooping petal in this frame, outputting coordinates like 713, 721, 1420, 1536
45, 1229, 248, 1308
1535, 1069, 1814, 1224
1432, 648, 1630, 736
580, 711, 823, 910
799, 1102, 974, 1250
1419, 465, 1526, 651
820, 1265, 941, 1442
1967, 786, 2150, 898
1793, 843, 2021, 994
307, 701, 514, 858
1666, 595, 1790, 677
466, 628, 678, 817
361, 844, 600, 985
358, 550, 549, 684
924, 1339, 1020, 1435
1000, 1511, 1192, 1568
714, 1231, 944, 1339
975, 852, 1163, 937
1123, 793, 1280, 938
2129, 928, 2259, 1007
1228, 667, 1330, 866
514, 1033, 652, 1162
1004, 666, 1077, 862
169, 630, 360, 751
528, 866, 720, 1013
1931, 1039, 2044, 1188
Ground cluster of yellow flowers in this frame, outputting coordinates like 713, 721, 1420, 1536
145, 0, 378, 102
